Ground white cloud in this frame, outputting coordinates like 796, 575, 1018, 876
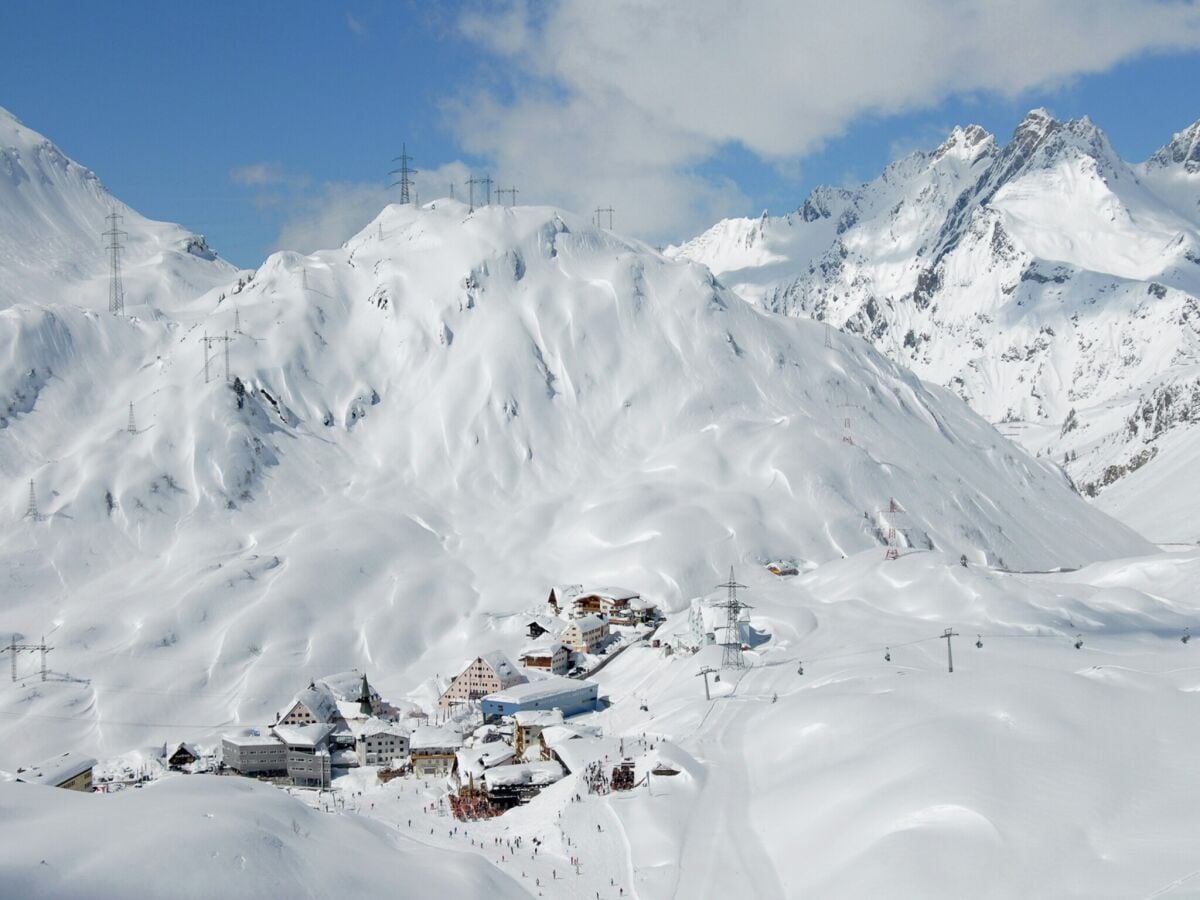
452, 0, 1200, 241
230, 162, 287, 187
347, 13, 367, 37
273, 182, 391, 253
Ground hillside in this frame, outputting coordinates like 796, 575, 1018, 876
0, 107, 235, 311
0, 192, 1154, 767
669, 110, 1200, 539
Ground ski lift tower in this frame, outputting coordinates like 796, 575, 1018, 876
714, 566, 752, 669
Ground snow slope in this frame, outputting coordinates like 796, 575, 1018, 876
0, 775, 524, 899
0, 107, 235, 311
669, 110, 1200, 537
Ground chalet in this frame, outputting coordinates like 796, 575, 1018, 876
517, 641, 571, 676
222, 729, 288, 776
570, 586, 640, 620
438, 651, 526, 709
561, 614, 609, 653
15, 752, 96, 792
166, 742, 201, 771
410, 726, 464, 777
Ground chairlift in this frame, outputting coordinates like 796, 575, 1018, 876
639, 701, 648, 712
796, 661, 804, 676
1183, 628, 1191, 645
714, 674, 721, 683
1074, 634, 1083, 650
884, 647, 891, 662
975, 634, 983, 649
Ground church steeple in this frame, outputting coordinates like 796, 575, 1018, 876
358, 673, 373, 716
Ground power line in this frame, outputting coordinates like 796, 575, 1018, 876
594, 206, 615, 229
466, 175, 482, 213
496, 186, 519, 207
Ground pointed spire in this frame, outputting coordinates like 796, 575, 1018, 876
358, 673, 372, 715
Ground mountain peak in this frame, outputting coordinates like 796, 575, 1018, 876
934, 123, 996, 162
1146, 118, 1200, 174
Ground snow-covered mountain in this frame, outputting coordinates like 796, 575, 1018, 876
0, 112, 1189, 899
1, 194, 1152, 762
0, 107, 235, 311
669, 110, 1200, 540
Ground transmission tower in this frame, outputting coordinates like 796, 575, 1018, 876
824, 322, 833, 348
6, 634, 53, 682
496, 186, 519, 207
466, 175, 482, 213
127, 401, 136, 435
390, 144, 418, 204
482, 174, 493, 206
880, 498, 906, 560
24, 478, 40, 521
714, 566, 752, 669
102, 210, 127, 315
594, 207, 615, 229
234, 308, 242, 335
838, 401, 860, 446
202, 331, 233, 383
301, 269, 309, 291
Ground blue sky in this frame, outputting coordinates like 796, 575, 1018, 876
3, 1, 1199, 267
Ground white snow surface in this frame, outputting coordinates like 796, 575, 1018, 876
0, 775, 523, 899
669, 110, 1200, 537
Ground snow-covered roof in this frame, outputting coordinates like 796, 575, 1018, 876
223, 728, 281, 748
319, 670, 377, 703
518, 641, 568, 659
484, 675, 594, 704
349, 717, 408, 740
280, 681, 340, 724
549, 584, 583, 602
15, 752, 96, 787
272, 723, 337, 748
629, 597, 656, 610
513, 709, 564, 728
538, 723, 601, 748
567, 614, 607, 632
589, 586, 640, 601
455, 745, 517, 780
169, 742, 201, 759
478, 651, 524, 683
549, 736, 625, 775
483, 760, 564, 788
410, 726, 464, 752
